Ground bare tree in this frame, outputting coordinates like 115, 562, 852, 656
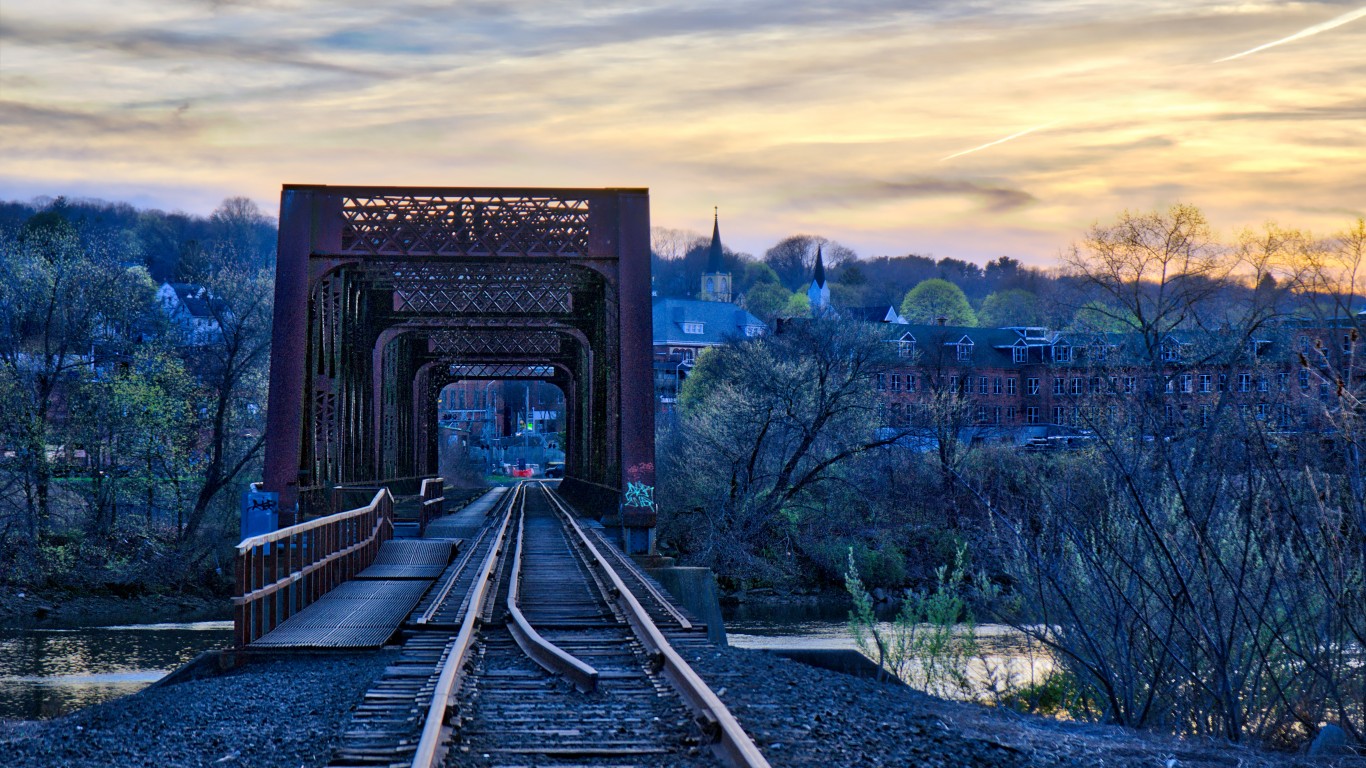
179, 263, 273, 541
659, 320, 910, 580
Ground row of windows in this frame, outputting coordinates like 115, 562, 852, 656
878, 370, 1332, 397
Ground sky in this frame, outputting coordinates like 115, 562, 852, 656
1, 0, 1363, 266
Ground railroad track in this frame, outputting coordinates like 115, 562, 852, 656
329, 482, 769, 768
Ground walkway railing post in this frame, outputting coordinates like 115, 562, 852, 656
232, 488, 395, 646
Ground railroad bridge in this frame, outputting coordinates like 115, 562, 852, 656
261, 184, 657, 551
232, 186, 772, 767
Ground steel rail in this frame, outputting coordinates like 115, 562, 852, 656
539, 483, 772, 768
588, 527, 693, 630
504, 505, 600, 692
415, 516, 495, 625
409, 482, 521, 768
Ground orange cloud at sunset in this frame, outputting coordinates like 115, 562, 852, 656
1, 0, 1362, 265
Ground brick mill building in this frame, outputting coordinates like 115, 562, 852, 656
875, 318, 1361, 444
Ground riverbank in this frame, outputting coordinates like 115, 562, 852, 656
0, 589, 229, 629
0, 641, 1344, 767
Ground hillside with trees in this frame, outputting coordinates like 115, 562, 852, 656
0, 196, 275, 600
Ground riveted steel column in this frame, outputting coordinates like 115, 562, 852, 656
616, 190, 656, 553
263, 187, 319, 524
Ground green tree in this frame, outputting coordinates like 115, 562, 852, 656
900, 278, 977, 325
0, 215, 152, 541
976, 289, 1041, 327
738, 261, 781, 295
784, 291, 811, 318
742, 281, 790, 323
1068, 300, 1136, 333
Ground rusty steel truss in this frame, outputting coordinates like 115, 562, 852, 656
262, 186, 656, 549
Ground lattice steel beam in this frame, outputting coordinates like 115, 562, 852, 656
429, 330, 562, 357
340, 194, 591, 257
447, 364, 558, 379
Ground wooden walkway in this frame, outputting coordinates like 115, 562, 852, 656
249, 488, 504, 650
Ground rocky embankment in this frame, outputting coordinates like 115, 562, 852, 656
1, 639, 1355, 767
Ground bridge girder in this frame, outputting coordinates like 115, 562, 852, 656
262, 186, 655, 550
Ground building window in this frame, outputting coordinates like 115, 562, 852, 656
1071, 378, 1083, 396
1257, 376, 1269, 393
1256, 403, 1270, 421
1054, 344, 1073, 362
1277, 372, 1288, 391
891, 373, 902, 392
1052, 406, 1065, 423
1027, 377, 1040, 395
977, 405, 989, 423
948, 375, 958, 393
1123, 376, 1136, 394
1238, 373, 1252, 392
1026, 406, 1040, 424
745, 325, 763, 337
1162, 342, 1182, 363
956, 341, 974, 362
1299, 369, 1310, 390
682, 322, 704, 334
1005, 405, 1016, 422
1180, 374, 1192, 393
1344, 334, 1355, 355
993, 377, 1003, 395
1107, 405, 1119, 421
897, 338, 916, 358
1219, 373, 1228, 391
1006, 377, 1017, 396
992, 406, 1001, 423
907, 374, 917, 393
1013, 346, 1028, 363
1199, 374, 1212, 393
1053, 378, 1065, 396
1089, 377, 1102, 394
979, 376, 989, 395
876, 374, 886, 391
1200, 405, 1211, 426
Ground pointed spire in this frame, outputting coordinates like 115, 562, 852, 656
812, 245, 826, 288
706, 208, 724, 273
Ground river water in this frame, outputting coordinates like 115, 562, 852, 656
0, 621, 233, 720
0, 598, 1048, 721
724, 598, 1056, 700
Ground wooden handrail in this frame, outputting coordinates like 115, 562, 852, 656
233, 488, 395, 646
236, 490, 387, 551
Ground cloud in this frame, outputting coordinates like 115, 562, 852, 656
800, 178, 1037, 213
0, 100, 197, 136
0, 17, 389, 78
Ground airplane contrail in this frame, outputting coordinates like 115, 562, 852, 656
940, 121, 1059, 162
1214, 6, 1366, 63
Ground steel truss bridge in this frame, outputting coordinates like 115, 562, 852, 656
261, 185, 657, 551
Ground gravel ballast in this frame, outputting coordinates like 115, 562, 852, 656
682, 644, 1356, 768
0, 641, 1356, 767
0, 650, 396, 768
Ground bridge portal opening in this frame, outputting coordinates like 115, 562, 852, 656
437, 379, 567, 482
261, 186, 656, 552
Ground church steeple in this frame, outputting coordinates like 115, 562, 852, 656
706, 208, 724, 274
700, 207, 732, 303
807, 245, 831, 312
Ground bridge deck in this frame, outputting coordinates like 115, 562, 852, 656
249, 488, 505, 650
